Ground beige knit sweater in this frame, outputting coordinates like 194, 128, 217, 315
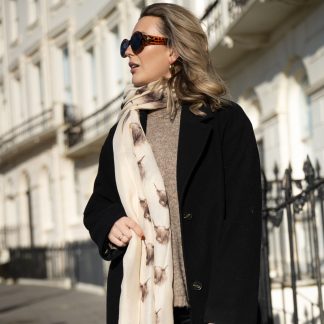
146, 107, 189, 307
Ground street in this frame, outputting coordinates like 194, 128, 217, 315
0, 283, 105, 324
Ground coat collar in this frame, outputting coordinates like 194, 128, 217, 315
139, 103, 214, 208
177, 104, 214, 207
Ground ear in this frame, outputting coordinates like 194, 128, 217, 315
168, 47, 179, 65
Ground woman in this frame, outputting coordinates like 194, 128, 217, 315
84, 3, 262, 324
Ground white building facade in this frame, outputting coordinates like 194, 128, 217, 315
0, 0, 324, 322
0, 0, 211, 247
0, 0, 144, 248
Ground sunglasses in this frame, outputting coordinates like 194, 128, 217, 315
120, 31, 168, 58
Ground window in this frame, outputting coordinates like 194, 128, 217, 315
9, 0, 18, 44
10, 71, 24, 125
88, 47, 97, 105
108, 25, 122, 94
39, 167, 54, 231
103, 8, 123, 98
299, 73, 312, 140
27, 0, 39, 26
61, 44, 75, 122
0, 83, 5, 135
27, 58, 44, 115
285, 57, 312, 175
62, 45, 72, 105
19, 172, 34, 247
0, 19, 3, 58
288, 62, 312, 141
36, 61, 44, 109
83, 45, 97, 113
4, 179, 18, 247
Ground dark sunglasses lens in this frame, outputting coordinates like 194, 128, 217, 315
130, 32, 143, 54
120, 39, 129, 57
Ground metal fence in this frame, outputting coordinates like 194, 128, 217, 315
64, 93, 122, 148
1, 156, 324, 323
259, 156, 324, 324
0, 108, 54, 156
1, 241, 104, 288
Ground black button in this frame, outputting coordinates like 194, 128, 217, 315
183, 212, 192, 220
192, 281, 202, 291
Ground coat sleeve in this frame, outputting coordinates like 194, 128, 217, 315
83, 125, 127, 261
204, 102, 262, 324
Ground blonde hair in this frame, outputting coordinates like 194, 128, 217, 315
140, 3, 227, 118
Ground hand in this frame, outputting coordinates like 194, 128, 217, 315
108, 216, 145, 247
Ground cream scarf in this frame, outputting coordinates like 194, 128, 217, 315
113, 80, 174, 324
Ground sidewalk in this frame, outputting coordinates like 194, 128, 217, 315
0, 282, 106, 324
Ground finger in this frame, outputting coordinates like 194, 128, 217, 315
110, 226, 123, 239
108, 232, 125, 247
112, 225, 131, 245
115, 223, 132, 240
126, 219, 144, 239
108, 227, 126, 247
120, 234, 130, 244
108, 234, 125, 247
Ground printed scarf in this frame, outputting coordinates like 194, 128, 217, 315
113, 80, 174, 324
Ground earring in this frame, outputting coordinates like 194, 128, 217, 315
169, 64, 175, 76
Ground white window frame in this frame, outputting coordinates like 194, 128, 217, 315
0, 19, 4, 59
26, 51, 44, 116
105, 12, 124, 97
10, 68, 24, 126
27, 0, 39, 28
9, 0, 19, 45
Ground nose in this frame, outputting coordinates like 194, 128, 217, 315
124, 43, 133, 57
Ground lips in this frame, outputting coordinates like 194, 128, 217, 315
129, 62, 140, 68
129, 62, 140, 73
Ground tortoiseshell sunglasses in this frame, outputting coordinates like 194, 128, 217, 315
120, 31, 168, 57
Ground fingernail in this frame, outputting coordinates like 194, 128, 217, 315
141, 235, 145, 240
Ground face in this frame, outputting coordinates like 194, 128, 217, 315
124, 16, 178, 87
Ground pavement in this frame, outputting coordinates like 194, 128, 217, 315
0, 282, 106, 324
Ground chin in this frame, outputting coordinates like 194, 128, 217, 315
132, 78, 147, 87
132, 75, 160, 87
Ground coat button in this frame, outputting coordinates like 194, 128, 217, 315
192, 281, 202, 291
183, 212, 192, 220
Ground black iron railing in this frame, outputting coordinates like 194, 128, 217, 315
1, 156, 324, 323
259, 156, 324, 324
1, 241, 104, 287
200, 0, 249, 39
0, 109, 54, 155
64, 93, 123, 147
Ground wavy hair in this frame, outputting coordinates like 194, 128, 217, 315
140, 3, 227, 118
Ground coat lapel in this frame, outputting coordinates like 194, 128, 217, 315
177, 105, 214, 208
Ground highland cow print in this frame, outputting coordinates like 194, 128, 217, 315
139, 198, 151, 221
154, 184, 168, 207
116, 82, 173, 323
135, 85, 148, 95
137, 156, 146, 179
154, 266, 168, 284
154, 225, 170, 244
145, 91, 164, 103
144, 242, 154, 266
122, 110, 131, 130
129, 122, 145, 145
140, 279, 149, 302
155, 309, 161, 324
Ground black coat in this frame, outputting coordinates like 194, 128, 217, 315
84, 100, 262, 324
